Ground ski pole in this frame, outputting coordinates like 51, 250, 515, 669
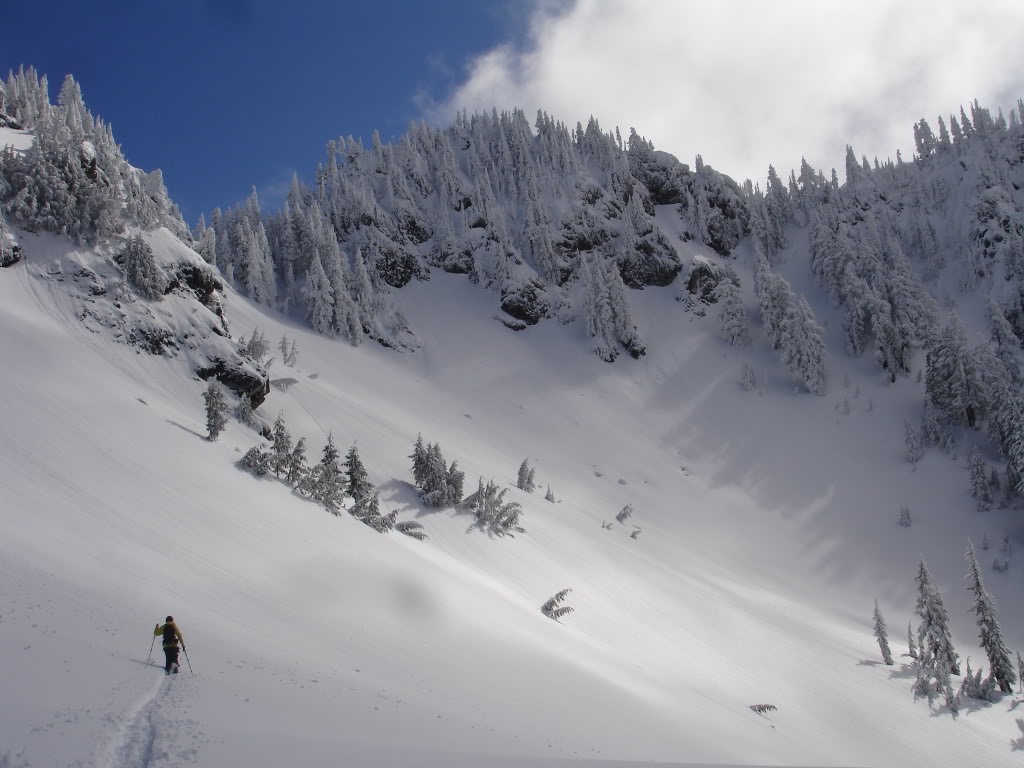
182, 646, 193, 673
147, 634, 156, 664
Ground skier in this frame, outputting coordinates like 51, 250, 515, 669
154, 615, 185, 675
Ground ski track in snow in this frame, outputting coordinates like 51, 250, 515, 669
94, 670, 201, 768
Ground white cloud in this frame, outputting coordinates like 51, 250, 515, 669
437, 0, 1024, 185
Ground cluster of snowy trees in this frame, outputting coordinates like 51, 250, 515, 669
208, 109, 743, 361
237, 413, 426, 539
751, 239, 826, 394
409, 434, 464, 509
871, 542, 1021, 713
0, 67, 186, 244
738, 95, 1024, 495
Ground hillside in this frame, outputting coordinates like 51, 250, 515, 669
1, 73, 1023, 768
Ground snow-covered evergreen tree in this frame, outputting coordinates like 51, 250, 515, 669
344, 444, 374, 507
237, 394, 257, 430
410, 434, 428, 488
307, 433, 344, 513
202, 380, 228, 441
544, 484, 555, 503
269, 412, 292, 477
965, 541, 1017, 692
873, 599, 894, 665
541, 588, 574, 620
464, 477, 525, 536
915, 560, 960, 677
905, 419, 923, 463
968, 448, 992, 511
286, 436, 309, 488
119, 235, 165, 300
907, 622, 918, 659
517, 459, 536, 492
714, 274, 749, 346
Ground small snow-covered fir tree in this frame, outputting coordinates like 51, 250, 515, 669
965, 541, 1017, 692
873, 599, 894, 665
714, 275, 749, 346
242, 328, 271, 365
285, 339, 299, 367
517, 459, 536, 492
202, 380, 228, 441
899, 506, 912, 527
120, 235, 165, 300
286, 436, 309, 487
240, 444, 271, 476
740, 362, 759, 392
269, 412, 292, 477
395, 520, 427, 541
409, 434, 428, 488
968, 448, 992, 511
544, 484, 555, 503
915, 560, 960, 676
958, 658, 997, 702
541, 588, 574, 619
307, 433, 344, 513
905, 420, 923, 463
616, 503, 633, 524
464, 477, 525, 536
1017, 651, 1023, 693
344, 445, 374, 507
237, 394, 258, 430
907, 621, 918, 659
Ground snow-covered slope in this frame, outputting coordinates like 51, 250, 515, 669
1, 215, 1022, 768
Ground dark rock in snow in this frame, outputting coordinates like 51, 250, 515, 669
686, 260, 725, 305
500, 281, 548, 326
196, 357, 271, 408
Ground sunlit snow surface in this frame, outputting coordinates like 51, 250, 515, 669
0, 206, 1022, 766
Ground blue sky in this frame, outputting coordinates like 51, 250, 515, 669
5, 1, 1023, 227
2, 0, 525, 223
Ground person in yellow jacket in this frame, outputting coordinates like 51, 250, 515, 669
154, 616, 185, 675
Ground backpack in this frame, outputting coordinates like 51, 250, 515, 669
162, 623, 177, 646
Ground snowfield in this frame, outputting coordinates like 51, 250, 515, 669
1, 221, 1022, 768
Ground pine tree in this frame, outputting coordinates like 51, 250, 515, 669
410, 434, 428, 488
278, 334, 290, 362
286, 436, 309, 488
907, 622, 918, 659
905, 419, 923, 463
545, 484, 555, 503
286, 339, 299, 367
965, 541, 1017, 692
1017, 651, 1023, 693
303, 253, 335, 334
541, 588, 574, 619
517, 459, 535, 492
120, 235, 165, 300
238, 394, 257, 430
781, 294, 827, 395
968, 448, 992, 511
616, 504, 634, 523
915, 560, 960, 676
308, 433, 344, 513
270, 412, 292, 477
873, 599, 894, 665
714, 275, 749, 346
202, 380, 228, 441
344, 444, 374, 506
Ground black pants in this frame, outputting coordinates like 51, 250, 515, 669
163, 646, 179, 673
